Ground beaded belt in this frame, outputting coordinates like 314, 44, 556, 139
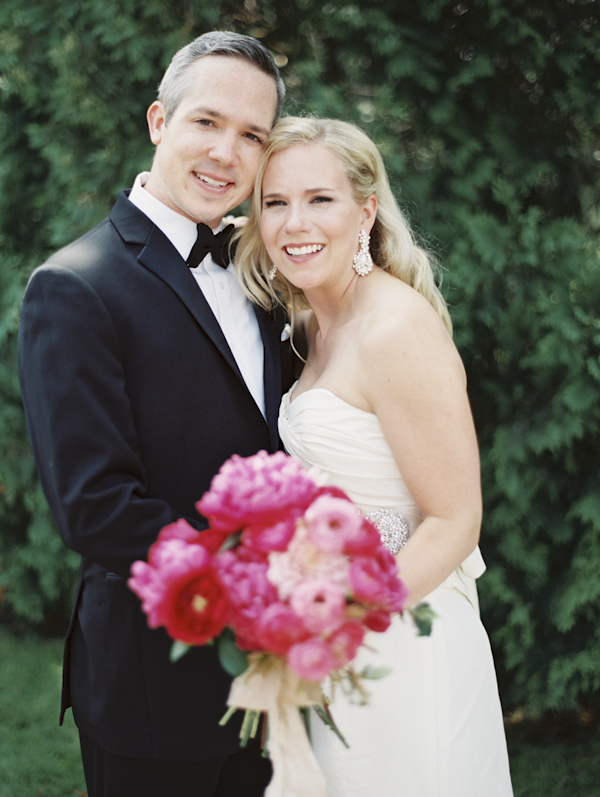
366, 508, 409, 555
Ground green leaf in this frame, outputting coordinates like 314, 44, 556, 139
170, 641, 191, 663
409, 602, 436, 637
361, 665, 392, 681
218, 628, 249, 676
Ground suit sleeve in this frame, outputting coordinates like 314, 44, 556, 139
18, 264, 205, 577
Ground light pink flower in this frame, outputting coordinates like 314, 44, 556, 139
256, 603, 310, 655
290, 579, 346, 634
267, 524, 350, 600
304, 495, 364, 553
197, 451, 319, 531
287, 637, 338, 682
328, 620, 366, 665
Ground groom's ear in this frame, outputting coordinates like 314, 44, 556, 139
147, 101, 167, 146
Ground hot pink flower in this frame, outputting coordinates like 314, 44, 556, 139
256, 603, 310, 655
287, 637, 338, 682
328, 620, 365, 665
343, 517, 383, 556
290, 579, 346, 634
304, 495, 363, 553
216, 549, 279, 650
128, 560, 166, 627
152, 518, 201, 548
349, 550, 408, 613
149, 519, 230, 558
197, 451, 319, 531
241, 518, 296, 554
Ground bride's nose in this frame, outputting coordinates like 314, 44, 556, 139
283, 204, 310, 234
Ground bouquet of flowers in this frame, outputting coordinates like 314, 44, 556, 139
128, 450, 415, 797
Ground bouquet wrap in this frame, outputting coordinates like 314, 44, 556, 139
228, 655, 327, 797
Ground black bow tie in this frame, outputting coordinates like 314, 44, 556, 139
186, 223, 237, 269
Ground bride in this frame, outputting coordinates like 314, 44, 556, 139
236, 116, 513, 796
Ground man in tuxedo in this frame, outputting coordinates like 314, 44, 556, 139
18, 31, 291, 797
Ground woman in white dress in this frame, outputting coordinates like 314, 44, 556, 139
236, 117, 513, 796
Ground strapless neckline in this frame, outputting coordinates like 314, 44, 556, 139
285, 381, 375, 417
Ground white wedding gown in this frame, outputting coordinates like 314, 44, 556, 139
279, 384, 513, 797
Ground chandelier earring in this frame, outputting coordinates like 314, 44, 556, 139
268, 265, 277, 281
352, 229, 374, 277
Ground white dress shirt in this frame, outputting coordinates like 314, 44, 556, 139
129, 172, 265, 416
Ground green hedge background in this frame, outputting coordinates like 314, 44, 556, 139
1, 0, 599, 716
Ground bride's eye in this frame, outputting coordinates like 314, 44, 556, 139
312, 196, 333, 204
264, 199, 286, 208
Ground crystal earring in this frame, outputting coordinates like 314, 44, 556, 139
268, 265, 277, 281
352, 229, 373, 276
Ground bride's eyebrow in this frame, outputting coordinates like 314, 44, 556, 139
262, 187, 337, 199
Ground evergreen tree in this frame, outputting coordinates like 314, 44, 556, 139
1, 0, 598, 712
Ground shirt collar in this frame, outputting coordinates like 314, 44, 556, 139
129, 172, 224, 262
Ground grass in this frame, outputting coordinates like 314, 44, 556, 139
0, 624, 86, 797
1, 621, 600, 796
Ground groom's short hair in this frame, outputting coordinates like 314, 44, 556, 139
157, 31, 285, 123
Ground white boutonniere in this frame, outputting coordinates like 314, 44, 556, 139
281, 323, 291, 342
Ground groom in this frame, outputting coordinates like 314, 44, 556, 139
18, 31, 291, 797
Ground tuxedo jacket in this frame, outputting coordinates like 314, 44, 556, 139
18, 191, 292, 761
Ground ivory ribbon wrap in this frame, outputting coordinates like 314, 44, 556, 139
227, 656, 328, 797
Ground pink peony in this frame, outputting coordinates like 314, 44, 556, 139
152, 518, 202, 548
304, 495, 364, 553
196, 451, 319, 532
290, 579, 346, 634
342, 517, 383, 556
129, 540, 229, 645
287, 637, 338, 682
267, 524, 350, 600
328, 620, 366, 665
241, 517, 296, 554
349, 549, 409, 613
128, 560, 166, 627
148, 519, 230, 558
256, 602, 310, 655
216, 549, 279, 650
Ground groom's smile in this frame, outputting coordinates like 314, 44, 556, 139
145, 54, 278, 229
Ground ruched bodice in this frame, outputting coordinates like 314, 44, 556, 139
279, 384, 422, 528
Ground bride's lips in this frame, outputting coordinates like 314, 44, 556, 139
283, 243, 325, 259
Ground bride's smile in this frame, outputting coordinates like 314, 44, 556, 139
259, 142, 376, 296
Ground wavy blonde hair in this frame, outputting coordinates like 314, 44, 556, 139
235, 116, 452, 334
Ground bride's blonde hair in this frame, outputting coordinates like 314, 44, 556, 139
235, 116, 452, 334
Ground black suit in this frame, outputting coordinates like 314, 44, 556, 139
18, 192, 291, 768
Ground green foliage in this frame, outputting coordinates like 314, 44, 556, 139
0, 626, 85, 796
1, 0, 599, 714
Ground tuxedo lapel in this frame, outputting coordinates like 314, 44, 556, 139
254, 304, 284, 450
110, 193, 244, 385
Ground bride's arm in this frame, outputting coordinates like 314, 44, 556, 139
362, 286, 482, 607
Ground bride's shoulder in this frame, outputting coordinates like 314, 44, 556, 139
361, 271, 449, 347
